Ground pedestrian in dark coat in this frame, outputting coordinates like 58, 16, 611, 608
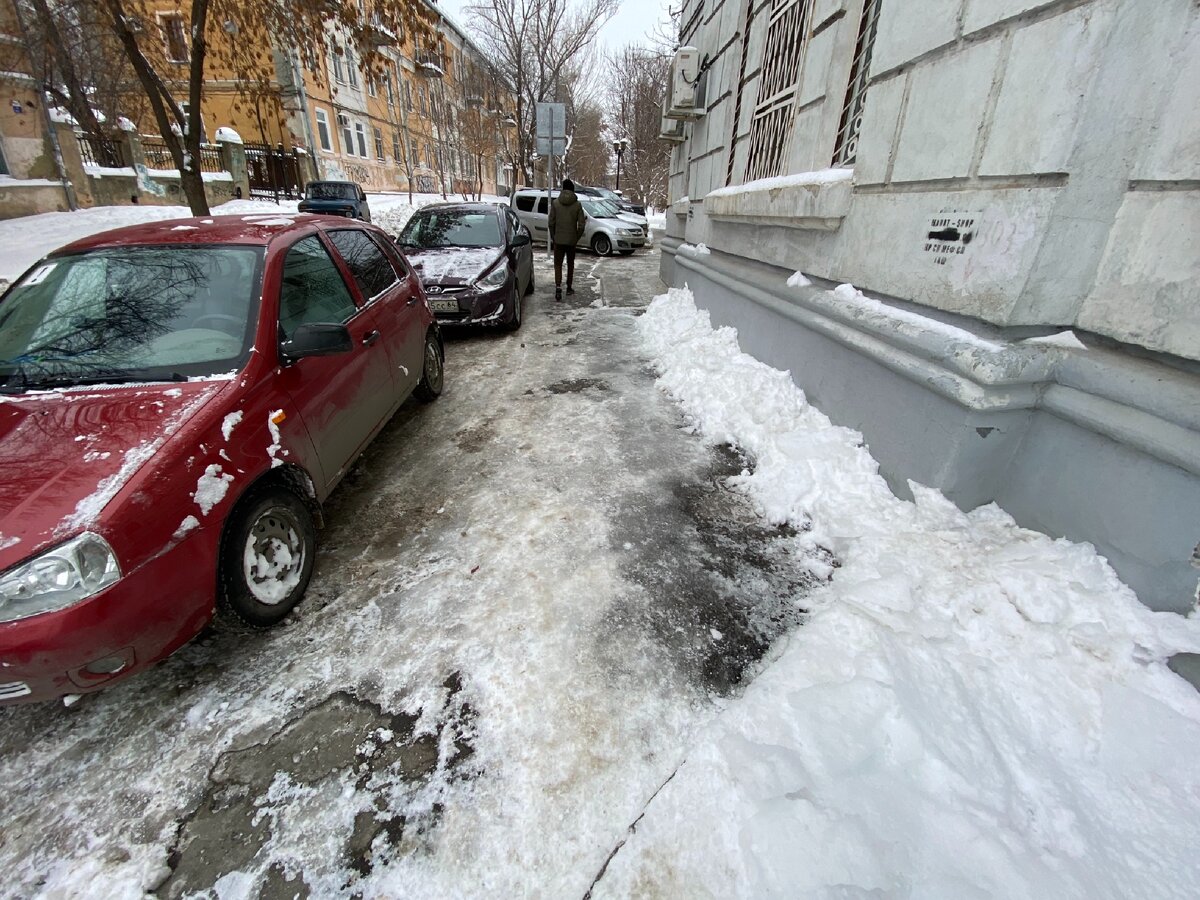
548, 179, 586, 300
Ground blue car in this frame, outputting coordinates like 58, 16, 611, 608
297, 181, 372, 222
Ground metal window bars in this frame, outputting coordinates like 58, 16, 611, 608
831, 0, 883, 167
743, 0, 813, 183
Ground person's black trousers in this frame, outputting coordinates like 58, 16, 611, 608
553, 243, 577, 288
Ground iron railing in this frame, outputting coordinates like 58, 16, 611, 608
140, 138, 224, 173
76, 133, 126, 169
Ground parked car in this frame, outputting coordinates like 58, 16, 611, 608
591, 198, 649, 241
577, 185, 646, 217
297, 181, 372, 222
0, 215, 442, 704
511, 189, 646, 257
396, 202, 533, 330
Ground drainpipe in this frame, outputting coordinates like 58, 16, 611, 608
289, 50, 321, 178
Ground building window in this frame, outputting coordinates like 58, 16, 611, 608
367, 73, 377, 97
744, 0, 813, 182
339, 113, 353, 154
332, 48, 345, 83
393, 132, 403, 163
385, 72, 395, 107
355, 122, 368, 157
315, 108, 333, 151
160, 13, 188, 64
374, 127, 384, 160
832, 0, 884, 167
411, 138, 420, 166
347, 49, 359, 88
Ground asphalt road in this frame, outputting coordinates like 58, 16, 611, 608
0, 241, 818, 899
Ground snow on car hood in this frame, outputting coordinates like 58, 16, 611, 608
0, 381, 226, 566
406, 247, 503, 285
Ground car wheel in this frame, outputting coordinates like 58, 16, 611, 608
414, 330, 444, 402
217, 487, 315, 629
592, 234, 613, 256
505, 284, 522, 332
524, 266, 535, 296
618, 249, 634, 256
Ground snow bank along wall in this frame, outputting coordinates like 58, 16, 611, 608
661, 0, 1200, 617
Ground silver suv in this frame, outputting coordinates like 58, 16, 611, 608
511, 189, 646, 256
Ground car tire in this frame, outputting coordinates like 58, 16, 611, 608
524, 266, 535, 296
504, 284, 523, 332
217, 487, 316, 630
592, 234, 612, 256
618, 249, 634, 256
414, 330, 444, 402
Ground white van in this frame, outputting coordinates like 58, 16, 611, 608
511, 189, 646, 256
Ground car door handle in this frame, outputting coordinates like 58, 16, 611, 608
362, 330, 381, 347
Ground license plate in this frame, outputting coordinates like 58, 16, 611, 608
430, 299, 459, 313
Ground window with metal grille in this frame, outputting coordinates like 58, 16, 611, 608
832, 0, 883, 167
744, 0, 813, 182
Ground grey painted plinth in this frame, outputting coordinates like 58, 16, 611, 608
661, 239, 1200, 617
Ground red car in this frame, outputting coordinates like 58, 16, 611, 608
0, 214, 443, 704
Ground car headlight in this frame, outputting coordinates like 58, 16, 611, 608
0, 532, 121, 624
474, 264, 508, 289
620, 228, 639, 236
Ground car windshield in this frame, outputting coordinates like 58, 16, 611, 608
0, 245, 264, 391
580, 200, 616, 218
596, 200, 623, 216
400, 210, 502, 248
593, 188, 621, 202
306, 182, 357, 200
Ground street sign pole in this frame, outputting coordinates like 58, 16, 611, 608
536, 102, 567, 260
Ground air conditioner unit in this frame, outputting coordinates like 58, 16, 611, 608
660, 99, 686, 142
665, 46, 706, 120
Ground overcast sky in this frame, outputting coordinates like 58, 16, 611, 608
432, 0, 675, 55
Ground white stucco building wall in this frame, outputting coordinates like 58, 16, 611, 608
661, 0, 1200, 618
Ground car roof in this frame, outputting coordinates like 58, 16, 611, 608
55, 213, 342, 254
410, 202, 504, 214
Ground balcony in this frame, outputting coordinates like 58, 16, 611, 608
416, 49, 444, 77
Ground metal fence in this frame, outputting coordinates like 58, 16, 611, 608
76, 134, 126, 169
141, 138, 224, 173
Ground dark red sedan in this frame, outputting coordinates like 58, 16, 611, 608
0, 214, 443, 704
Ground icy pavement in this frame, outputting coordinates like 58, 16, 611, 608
2, 221, 1198, 898
0, 248, 820, 898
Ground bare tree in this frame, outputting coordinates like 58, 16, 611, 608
464, 0, 618, 186
606, 43, 671, 209
33, 0, 432, 215
5, 0, 145, 150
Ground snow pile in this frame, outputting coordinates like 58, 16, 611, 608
596, 287, 1200, 899
786, 270, 811, 287
678, 242, 710, 257
214, 126, 243, 144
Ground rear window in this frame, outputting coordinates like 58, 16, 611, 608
306, 182, 357, 200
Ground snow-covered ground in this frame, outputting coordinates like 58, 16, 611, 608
593, 289, 1200, 899
1, 199, 1198, 898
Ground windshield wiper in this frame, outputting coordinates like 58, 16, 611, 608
8, 371, 187, 392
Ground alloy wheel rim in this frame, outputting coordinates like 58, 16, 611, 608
425, 341, 443, 392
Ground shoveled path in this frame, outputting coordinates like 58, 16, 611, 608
0, 243, 819, 899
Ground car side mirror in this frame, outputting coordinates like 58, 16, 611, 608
511, 232, 531, 247
280, 323, 353, 362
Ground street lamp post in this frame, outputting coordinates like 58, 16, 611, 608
612, 139, 628, 191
